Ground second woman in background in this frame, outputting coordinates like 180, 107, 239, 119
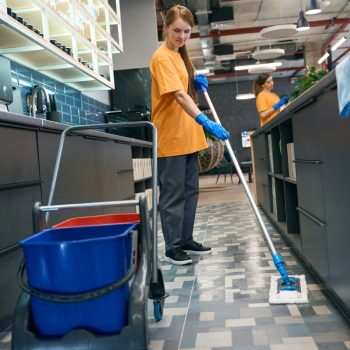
253, 73, 289, 126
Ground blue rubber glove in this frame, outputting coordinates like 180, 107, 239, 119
195, 113, 230, 141
272, 96, 289, 111
193, 74, 208, 92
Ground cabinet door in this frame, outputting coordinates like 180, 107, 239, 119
298, 208, 329, 284
37, 132, 134, 226
253, 134, 269, 211
295, 163, 325, 221
253, 133, 268, 184
0, 185, 42, 249
292, 99, 321, 160
293, 98, 325, 221
317, 89, 350, 309
0, 127, 39, 185
0, 249, 22, 330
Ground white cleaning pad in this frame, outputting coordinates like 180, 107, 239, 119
269, 274, 308, 304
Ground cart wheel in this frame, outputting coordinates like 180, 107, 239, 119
153, 299, 164, 321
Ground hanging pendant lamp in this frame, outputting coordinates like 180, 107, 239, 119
305, 0, 321, 15
296, 10, 310, 31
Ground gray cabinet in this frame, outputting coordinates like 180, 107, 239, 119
37, 132, 134, 226
317, 89, 350, 309
297, 209, 329, 283
252, 71, 350, 318
0, 186, 41, 249
0, 118, 136, 331
0, 127, 39, 185
0, 249, 23, 328
293, 98, 325, 221
292, 94, 329, 283
0, 126, 42, 330
253, 133, 269, 211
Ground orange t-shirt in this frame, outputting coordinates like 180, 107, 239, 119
149, 45, 207, 157
256, 90, 280, 126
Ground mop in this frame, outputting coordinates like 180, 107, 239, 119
198, 84, 308, 304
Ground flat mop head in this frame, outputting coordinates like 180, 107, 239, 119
269, 274, 308, 304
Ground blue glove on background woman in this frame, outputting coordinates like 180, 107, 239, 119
193, 74, 208, 91
273, 96, 290, 110
195, 113, 230, 141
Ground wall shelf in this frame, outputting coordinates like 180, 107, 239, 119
0, 0, 122, 91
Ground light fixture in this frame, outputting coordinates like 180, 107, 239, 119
195, 68, 210, 75
305, 0, 321, 15
248, 65, 276, 74
260, 24, 297, 38
234, 73, 255, 100
296, 10, 310, 31
321, 0, 330, 6
235, 62, 282, 71
331, 36, 347, 51
317, 52, 329, 64
252, 48, 285, 60
216, 54, 236, 61
236, 93, 256, 100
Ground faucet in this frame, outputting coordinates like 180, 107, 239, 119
31, 86, 50, 118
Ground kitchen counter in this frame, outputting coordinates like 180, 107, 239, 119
0, 110, 152, 147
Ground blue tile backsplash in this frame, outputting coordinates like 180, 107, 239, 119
10, 61, 110, 125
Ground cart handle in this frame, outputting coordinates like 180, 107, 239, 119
18, 230, 137, 303
45, 121, 159, 284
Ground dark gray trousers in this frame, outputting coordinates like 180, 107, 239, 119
158, 152, 199, 251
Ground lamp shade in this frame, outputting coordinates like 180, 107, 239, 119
305, 0, 321, 15
296, 11, 310, 31
236, 93, 255, 100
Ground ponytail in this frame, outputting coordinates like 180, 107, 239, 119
179, 45, 197, 103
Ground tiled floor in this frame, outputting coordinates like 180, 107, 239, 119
2, 175, 350, 349
147, 176, 350, 350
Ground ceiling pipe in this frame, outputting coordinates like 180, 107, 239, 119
333, 47, 350, 64
186, 18, 350, 39
208, 66, 305, 79
321, 23, 348, 51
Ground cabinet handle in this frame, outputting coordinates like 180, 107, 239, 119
0, 180, 42, 190
292, 97, 317, 113
116, 169, 130, 174
0, 243, 20, 258
294, 159, 322, 165
296, 207, 326, 227
260, 158, 267, 161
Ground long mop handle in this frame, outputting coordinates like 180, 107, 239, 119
202, 90, 277, 256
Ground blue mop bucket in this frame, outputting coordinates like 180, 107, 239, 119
20, 222, 136, 337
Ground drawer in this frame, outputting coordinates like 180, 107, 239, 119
0, 127, 39, 185
114, 143, 133, 171
292, 100, 321, 160
0, 184, 42, 250
116, 170, 134, 199
298, 207, 329, 284
295, 161, 325, 220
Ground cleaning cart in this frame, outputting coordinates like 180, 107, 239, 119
11, 122, 167, 350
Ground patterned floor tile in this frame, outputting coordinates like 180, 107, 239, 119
148, 201, 350, 350
2, 200, 350, 350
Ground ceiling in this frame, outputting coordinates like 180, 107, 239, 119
155, 0, 350, 82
